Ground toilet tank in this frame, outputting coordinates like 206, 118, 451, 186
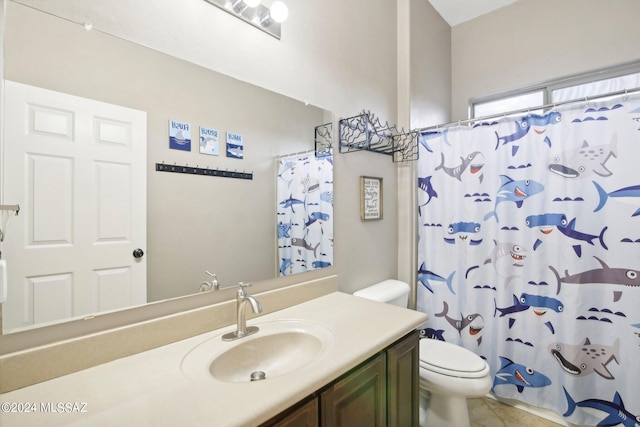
353, 280, 410, 308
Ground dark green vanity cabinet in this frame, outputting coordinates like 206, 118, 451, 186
263, 397, 319, 427
321, 352, 387, 426
386, 330, 420, 427
261, 330, 419, 427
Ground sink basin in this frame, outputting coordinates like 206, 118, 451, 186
181, 319, 334, 383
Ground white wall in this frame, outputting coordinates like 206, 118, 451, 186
451, 0, 640, 120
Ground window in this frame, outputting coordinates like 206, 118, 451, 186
470, 63, 640, 119
551, 72, 640, 103
473, 91, 544, 119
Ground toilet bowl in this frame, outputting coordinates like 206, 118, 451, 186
418, 338, 492, 427
354, 280, 492, 427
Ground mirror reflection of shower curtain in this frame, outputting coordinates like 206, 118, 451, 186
276, 153, 333, 276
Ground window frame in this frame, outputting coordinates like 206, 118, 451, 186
469, 61, 640, 120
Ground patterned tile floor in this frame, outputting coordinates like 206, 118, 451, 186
468, 397, 562, 427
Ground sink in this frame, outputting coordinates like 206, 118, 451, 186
181, 319, 335, 383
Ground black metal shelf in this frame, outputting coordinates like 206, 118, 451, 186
338, 110, 418, 162
314, 122, 333, 158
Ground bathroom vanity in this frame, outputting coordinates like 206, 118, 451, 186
262, 330, 419, 426
0, 292, 427, 426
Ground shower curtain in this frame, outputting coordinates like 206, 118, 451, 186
276, 153, 333, 276
417, 95, 640, 426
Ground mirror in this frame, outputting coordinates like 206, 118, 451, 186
1, 1, 333, 333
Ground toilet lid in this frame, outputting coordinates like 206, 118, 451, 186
419, 339, 489, 378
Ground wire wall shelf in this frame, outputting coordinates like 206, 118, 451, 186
338, 110, 418, 162
314, 122, 333, 158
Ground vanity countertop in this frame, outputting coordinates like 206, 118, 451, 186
0, 292, 427, 427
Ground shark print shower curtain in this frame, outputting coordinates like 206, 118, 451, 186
277, 153, 333, 276
417, 95, 640, 426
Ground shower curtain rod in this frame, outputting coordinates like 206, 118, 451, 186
417, 86, 640, 132
278, 149, 316, 158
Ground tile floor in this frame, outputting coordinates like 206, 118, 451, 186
468, 397, 561, 427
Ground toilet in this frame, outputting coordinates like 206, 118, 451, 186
353, 280, 492, 427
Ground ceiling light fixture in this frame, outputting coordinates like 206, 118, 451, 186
269, 1, 288, 23
204, 0, 287, 39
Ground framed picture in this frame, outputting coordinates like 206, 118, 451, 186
360, 176, 383, 221
226, 131, 244, 159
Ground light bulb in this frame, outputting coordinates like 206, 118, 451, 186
269, 1, 288, 23
244, 0, 261, 7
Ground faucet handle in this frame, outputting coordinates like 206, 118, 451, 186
206, 271, 219, 290
238, 282, 252, 295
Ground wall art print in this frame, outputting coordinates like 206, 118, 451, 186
199, 126, 219, 156
417, 95, 640, 426
169, 119, 191, 151
226, 131, 244, 159
361, 176, 383, 221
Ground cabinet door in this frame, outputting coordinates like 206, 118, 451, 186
321, 354, 386, 427
261, 397, 318, 427
387, 330, 420, 427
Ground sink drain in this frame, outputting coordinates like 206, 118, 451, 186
250, 371, 266, 381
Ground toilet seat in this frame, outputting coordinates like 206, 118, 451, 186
419, 339, 489, 379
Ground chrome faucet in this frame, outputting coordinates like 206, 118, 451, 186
222, 282, 263, 341
199, 271, 220, 292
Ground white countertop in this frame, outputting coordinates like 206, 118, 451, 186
0, 292, 427, 426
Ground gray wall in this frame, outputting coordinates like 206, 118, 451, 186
410, 0, 451, 129
451, 0, 640, 120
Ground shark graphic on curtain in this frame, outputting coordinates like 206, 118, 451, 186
277, 153, 333, 276
417, 96, 640, 426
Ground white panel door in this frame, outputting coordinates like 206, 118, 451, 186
2, 81, 147, 331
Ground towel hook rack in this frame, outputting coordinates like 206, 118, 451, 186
155, 163, 253, 180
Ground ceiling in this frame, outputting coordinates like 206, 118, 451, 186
428, 0, 521, 26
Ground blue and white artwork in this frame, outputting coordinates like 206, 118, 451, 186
199, 126, 219, 156
417, 95, 640, 426
169, 119, 191, 151
277, 153, 333, 276
226, 132, 244, 159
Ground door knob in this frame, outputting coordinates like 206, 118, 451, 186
133, 248, 144, 258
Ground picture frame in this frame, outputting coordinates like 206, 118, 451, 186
360, 176, 383, 221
